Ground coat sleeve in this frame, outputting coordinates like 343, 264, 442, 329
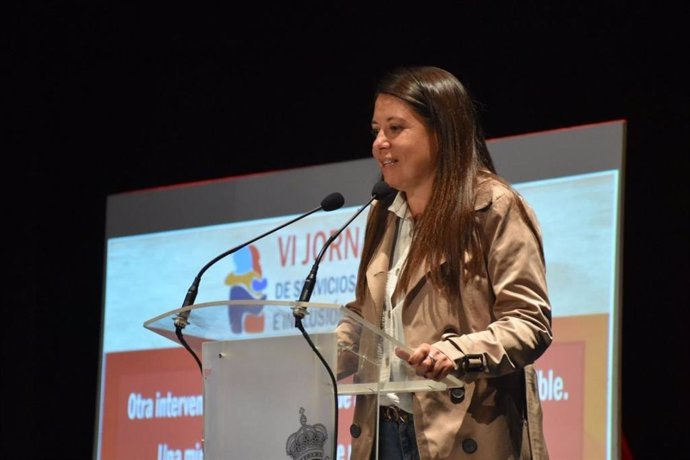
433, 188, 553, 379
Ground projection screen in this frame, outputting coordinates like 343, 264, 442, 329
95, 120, 626, 460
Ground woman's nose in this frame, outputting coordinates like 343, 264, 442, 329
373, 131, 389, 150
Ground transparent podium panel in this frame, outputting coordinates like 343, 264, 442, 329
144, 300, 463, 458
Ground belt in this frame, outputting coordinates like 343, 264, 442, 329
380, 405, 412, 423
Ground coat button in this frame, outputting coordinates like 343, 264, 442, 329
350, 424, 362, 438
462, 438, 477, 454
450, 387, 465, 404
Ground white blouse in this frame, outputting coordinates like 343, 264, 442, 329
379, 192, 415, 413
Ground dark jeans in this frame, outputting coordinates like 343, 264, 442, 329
374, 408, 420, 460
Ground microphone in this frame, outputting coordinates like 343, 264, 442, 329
173, 191, 345, 329
295, 181, 393, 310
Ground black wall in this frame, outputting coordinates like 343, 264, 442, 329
7, 2, 688, 459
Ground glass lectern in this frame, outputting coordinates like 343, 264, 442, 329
144, 300, 463, 459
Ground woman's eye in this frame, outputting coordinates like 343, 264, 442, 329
371, 128, 380, 138
389, 125, 402, 133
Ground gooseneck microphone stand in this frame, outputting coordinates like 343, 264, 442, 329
293, 181, 393, 460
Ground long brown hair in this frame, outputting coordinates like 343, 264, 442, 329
355, 66, 497, 304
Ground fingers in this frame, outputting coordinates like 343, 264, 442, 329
407, 344, 432, 367
421, 351, 441, 379
394, 347, 411, 361
400, 344, 452, 381
425, 351, 449, 380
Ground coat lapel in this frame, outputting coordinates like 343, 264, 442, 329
365, 213, 397, 317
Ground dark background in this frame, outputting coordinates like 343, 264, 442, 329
6, 2, 688, 459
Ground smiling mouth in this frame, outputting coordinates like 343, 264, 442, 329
382, 159, 397, 167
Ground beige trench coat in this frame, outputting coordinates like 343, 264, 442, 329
337, 178, 552, 460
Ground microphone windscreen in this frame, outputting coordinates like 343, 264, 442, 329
371, 181, 394, 200
321, 192, 345, 211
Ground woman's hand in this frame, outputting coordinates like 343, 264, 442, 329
395, 343, 454, 381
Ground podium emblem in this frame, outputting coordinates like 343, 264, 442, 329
285, 407, 329, 460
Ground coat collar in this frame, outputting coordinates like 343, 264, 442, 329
473, 178, 495, 211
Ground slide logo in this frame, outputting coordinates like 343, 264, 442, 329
225, 245, 267, 334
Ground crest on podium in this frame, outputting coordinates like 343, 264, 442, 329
286, 407, 329, 460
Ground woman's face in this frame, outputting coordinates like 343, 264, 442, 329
371, 94, 437, 198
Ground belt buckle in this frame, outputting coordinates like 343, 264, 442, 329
383, 405, 409, 423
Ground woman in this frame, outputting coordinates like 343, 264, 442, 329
337, 66, 552, 459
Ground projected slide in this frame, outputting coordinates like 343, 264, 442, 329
95, 121, 625, 460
